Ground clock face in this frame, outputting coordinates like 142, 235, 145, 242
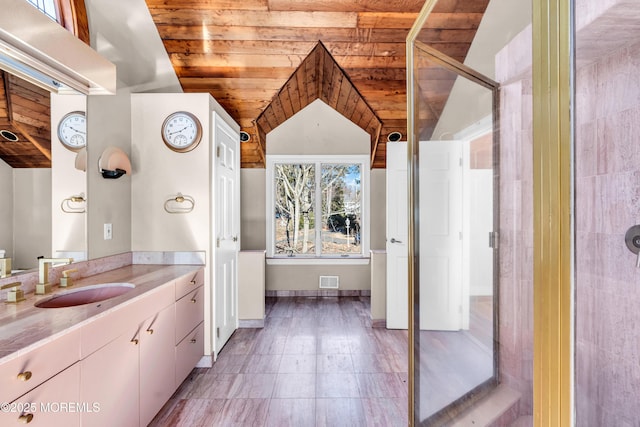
161, 111, 202, 152
58, 111, 86, 151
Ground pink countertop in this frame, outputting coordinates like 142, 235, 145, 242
0, 264, 202, 363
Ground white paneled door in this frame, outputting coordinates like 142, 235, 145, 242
419, 140, 464, 331
386, 141, 409, 329
213, 113, 240, 353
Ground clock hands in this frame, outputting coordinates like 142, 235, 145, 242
68, 126, 86, 134
168, 125, 190, 136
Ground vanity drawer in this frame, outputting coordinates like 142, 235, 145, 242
0, 362, 80, 427
81, 284, 174, 358
0, 328, 80, 404
175, 268, 204, 301
175, 286, 204, 344
175, 322, 204, 387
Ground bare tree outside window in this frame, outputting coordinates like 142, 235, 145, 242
274, 164, 315, 255
273, 162, 362, 257
321, 164, 361, 254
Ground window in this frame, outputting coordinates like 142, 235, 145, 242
267, 155, 369, 261
25, 0, 59, 22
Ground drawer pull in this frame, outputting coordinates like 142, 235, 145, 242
131, 338, 139, 345
190, 279, 196, 285
190, 338, 197, 344
17, 371, 32, 381
18, 413, 33, 424
191, 298, 197, 303
146, 328, 154, 335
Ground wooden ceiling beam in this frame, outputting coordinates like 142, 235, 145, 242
148, 10, 359, 28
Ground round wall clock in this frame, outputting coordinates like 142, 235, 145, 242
161, 111, 202, 153
57, 111, 86, 151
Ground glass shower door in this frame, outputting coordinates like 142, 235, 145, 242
409, 42, 500, 424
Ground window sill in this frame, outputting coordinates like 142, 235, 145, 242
266, 257, 370, 266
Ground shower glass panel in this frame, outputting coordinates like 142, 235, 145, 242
410, 42, 499, 424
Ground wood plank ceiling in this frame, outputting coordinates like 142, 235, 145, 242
0, 72, 51, 168
146, 0, 490, 168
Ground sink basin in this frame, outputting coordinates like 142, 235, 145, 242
35, 283, 135, 308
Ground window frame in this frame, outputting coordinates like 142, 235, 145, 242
266, 154, 370, 264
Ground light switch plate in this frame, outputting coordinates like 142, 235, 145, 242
104, 223, 112, 240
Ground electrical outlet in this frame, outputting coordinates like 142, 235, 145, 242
104, 223, 112, 240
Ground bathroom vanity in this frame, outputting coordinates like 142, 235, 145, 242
0, 264, 204, 427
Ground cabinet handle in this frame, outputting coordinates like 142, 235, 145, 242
190, 279, 196, 285
190, 338, 197, 344
131, 338, 139, 345
16, 371, 32, 381
146, 328, 154, 335
191, 298, 197, 303
18, 413, 33, 424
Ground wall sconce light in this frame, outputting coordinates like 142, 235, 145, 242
98, 146, 131, 179
75, 147, 87, 172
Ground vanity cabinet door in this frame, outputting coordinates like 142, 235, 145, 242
80, 329, 139, 427
139, 304, 176, 427
0, 362, 80, 427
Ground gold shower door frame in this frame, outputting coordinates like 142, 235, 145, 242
406, 1, 573, 426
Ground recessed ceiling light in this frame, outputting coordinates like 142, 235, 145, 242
0, 129, 18, 142
240, 131, 251, 142
387, 131, 402, 142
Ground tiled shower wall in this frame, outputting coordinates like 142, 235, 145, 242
575, 40, 640, 424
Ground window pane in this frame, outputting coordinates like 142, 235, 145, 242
321, 164, 361, 255
25, 0, 58, 21
274, 164, 316, 255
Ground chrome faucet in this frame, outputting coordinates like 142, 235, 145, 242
36, 258, 73, 295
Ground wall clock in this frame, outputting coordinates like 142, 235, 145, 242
57, 111, 86, 151
161, 111, 202, 153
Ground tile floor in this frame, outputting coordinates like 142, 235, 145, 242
150, 296, 409, 426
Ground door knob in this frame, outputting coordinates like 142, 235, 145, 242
390, 238, 402, 244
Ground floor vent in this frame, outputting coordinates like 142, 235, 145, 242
319, 275, 339, 289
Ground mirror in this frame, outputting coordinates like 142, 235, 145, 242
0, 71, 87, 275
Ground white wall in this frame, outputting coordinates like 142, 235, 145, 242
0, 159, 12, 260
87, 89, 132, 259
51, 93, 87, 259
0, 161, 51, 270
130, 93, 211, 252
267, 99, 370, 156
432, 0, 532, 139
13, 169, 51, 269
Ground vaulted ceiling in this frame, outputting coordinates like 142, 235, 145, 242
0, 72, 51, 168
145, 0, 491, 168
0, 0, 490, 169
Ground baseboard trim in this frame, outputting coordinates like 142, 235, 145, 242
371, 319, 387, 328
239, 319, 265, 328
265, 290, 371, 297
195, 355, 213, 368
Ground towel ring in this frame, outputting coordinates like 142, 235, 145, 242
61, 194, 86, 213
164, 193, 195, 214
